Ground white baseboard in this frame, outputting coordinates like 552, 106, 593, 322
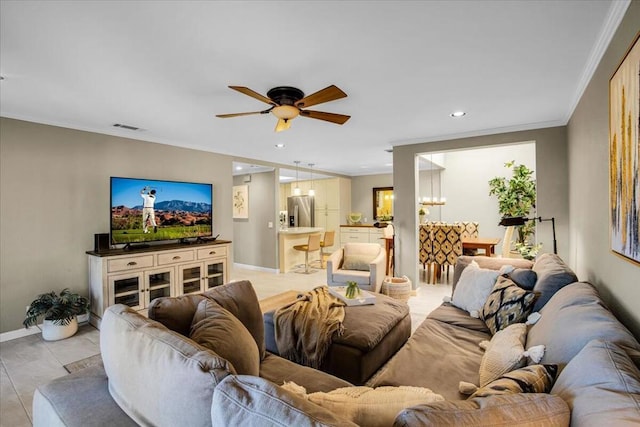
0, 326, 40, 343
234, 263, 279, 274
1, 314, 91, 343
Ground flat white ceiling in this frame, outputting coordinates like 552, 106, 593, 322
0, 1, 627, 176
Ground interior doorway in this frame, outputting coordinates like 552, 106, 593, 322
415, 142, 536, 284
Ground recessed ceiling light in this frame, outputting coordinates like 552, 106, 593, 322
235, 166, 243, 171
385, 163, 393, 167
450, 111, 466, 118
275, 143, 285, 149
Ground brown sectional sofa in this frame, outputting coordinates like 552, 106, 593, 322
33, 255, 640, 426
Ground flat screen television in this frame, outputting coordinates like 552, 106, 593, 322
110, 177, 213, 245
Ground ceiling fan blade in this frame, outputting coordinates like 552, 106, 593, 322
228, 86, 276, 105
216, 109, 271, 118
275, 118, 292, 132
295, 85, 347, 108
299, 110, 351, 125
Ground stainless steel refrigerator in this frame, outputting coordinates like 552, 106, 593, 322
287, 195, 315, 227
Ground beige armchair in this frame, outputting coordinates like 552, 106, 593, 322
326, 243, 386, 293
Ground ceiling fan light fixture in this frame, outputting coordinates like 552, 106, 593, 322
272, 105, 299, 120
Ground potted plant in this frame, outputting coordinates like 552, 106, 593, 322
23, 288, 90, 341
345, 281, 361, 299
418, 207, 427, 224
488, 161, 537, 247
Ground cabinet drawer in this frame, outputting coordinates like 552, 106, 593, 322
158, 250, 194, 265
108, 255, 154, 273
198, 246, 227, 260
341, 227, 368, 234
341, 232, 369, 243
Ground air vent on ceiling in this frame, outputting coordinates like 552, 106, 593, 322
113, 123, 141, 131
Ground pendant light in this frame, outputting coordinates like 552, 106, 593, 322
293, 161, 301, 196
308, 163, 315, 196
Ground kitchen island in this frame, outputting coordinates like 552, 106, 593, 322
278, 227, 324, 273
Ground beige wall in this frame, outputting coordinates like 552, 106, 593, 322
232, 171, 278, 269
393, 126, 568, 293
0, 118, 234, 333
567, 2, 640, 337
351, 173, 394, 222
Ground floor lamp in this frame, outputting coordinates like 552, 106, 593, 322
498, 216, 557, 254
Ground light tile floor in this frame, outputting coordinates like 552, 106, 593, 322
0, 264, 450, 426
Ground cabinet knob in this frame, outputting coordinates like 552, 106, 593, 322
127, 261, 137, 266
172, 256, 181, 260
209, 251, 216, 255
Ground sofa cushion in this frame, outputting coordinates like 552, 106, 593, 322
478, 323, 528, 387
451, 261, 500, 316
211, 375, 357, 426
393, 393, 570, 427
303, 385, 444, 427
531, 253, 578, 311
470, 364, 558, 399
149, 280, 266, 359
452, 256, 534, 292
427, 304, 491, 334
190, 299, 260, 376
551, 340, 640, 427
526, 282, 640, 367
481, 276, 536, 334
366, 318, 490, 401
259, 353, 353, 393
33, 365, 137, 427
101, 304, 234, 427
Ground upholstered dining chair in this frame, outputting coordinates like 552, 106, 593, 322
455, 221, 479, 255
293, 233, 321, 274
430, 223, 464, 283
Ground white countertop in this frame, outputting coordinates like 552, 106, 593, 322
279, 227, 324, 235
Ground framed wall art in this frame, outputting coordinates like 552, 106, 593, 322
609, 33, 639, 264
233, 184, 249, 219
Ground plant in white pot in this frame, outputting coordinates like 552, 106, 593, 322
23, 288, 90, 341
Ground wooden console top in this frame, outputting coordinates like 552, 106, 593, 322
86, 239, 231, 257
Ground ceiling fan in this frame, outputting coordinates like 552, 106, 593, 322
216, 85, 350, 132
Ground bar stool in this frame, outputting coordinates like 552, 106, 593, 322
318, 230, 335, 268
293, 233, 321, 274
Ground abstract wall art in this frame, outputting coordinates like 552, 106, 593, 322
609, 33, 639, 264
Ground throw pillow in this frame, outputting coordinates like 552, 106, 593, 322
507, 268, 538, 290
481, 275, 537, 334
470, 364, 558, 399
287, 384, 444, 427
531, 253, 578, 311
342, 254, 373, 271
451, 261, 500, 317
395, 393, 570, 426
212, 375, 358, 426
190, 299, 260, 376
478, 323, 528, 387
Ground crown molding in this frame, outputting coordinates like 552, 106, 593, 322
564, 0, 631, 122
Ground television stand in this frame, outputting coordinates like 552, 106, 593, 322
123, 242, 151, 251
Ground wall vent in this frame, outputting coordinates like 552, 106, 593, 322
113, 123, 141, 131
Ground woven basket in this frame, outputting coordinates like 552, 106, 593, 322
381, 276, 412, 302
